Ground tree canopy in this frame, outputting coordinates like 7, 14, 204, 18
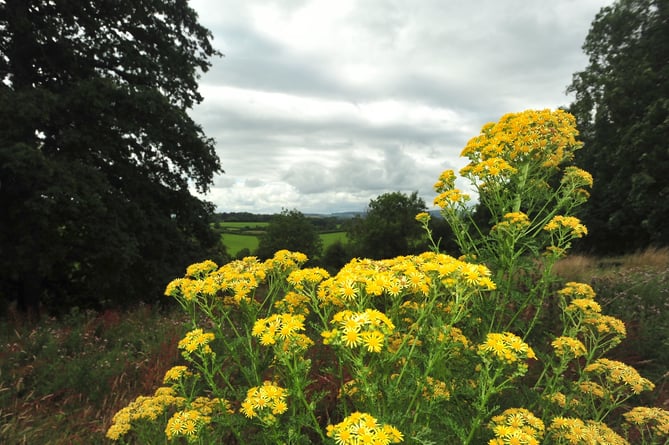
347, 191, 427, 259
567, 0, 669, 253
0, 0, 224, 314
255, 209, 323, 261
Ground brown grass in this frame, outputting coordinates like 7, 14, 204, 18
552, 253, 598, 282
620, 246, 669, 269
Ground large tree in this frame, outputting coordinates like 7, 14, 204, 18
567, 0, 669, 253
255, 209, 323, 261
0, 0, 224, 314
347, 191, 427, 259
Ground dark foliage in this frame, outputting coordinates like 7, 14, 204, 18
0, 0, 225, 314
568, 0, 669, 254
255, 209, 323, 261
346, 191, 427, 259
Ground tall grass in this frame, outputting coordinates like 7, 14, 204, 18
0, 304, 187, 444
554, 247, 669, 385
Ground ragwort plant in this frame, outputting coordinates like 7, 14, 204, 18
107, 109, 668, 444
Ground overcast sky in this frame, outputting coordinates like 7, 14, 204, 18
189, 0, 613, 215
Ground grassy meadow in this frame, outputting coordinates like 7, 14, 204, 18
1, 248, 667, 444
216, 221, 347, 257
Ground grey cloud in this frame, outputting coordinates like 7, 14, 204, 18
189, 0, 613, 213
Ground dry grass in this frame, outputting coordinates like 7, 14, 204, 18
552, 253, 599, 282
553, 246, 669, 282
620, 246, 669, 269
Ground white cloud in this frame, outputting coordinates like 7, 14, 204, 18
190, 0, 614, 214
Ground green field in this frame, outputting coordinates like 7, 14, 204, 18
220, 229, 347, 257
320, 231, 348, 248
221, 233, 260, 256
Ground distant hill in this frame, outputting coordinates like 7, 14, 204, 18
215, 210, 441, 221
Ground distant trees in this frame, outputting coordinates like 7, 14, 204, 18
255, 209, 323, 261
567, 0, 669, 253
0, 1, 223, 314
346, 191, 428, 259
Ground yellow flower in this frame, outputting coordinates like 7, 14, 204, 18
558, 282, 596, 299
415, 212, 431, 224
488, 408, 544, 444
327, 412, 403, 444
252, 313, 309, 352
623, 407, 669, 439
178, 329, 215, 356
551, 336, 587, 359
163, 365, 192, 383
585, 358, 654, 395
165, 409, 210, 441
185, 259, 218, 279
361, 330, 385, 353
543, 215, 588, 238
566, 298, 601, 314
240, 381, 288, 420
478, 332, 536, 365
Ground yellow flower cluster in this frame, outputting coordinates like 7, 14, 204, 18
421, 376, 451, 401
578, 381, 609, 400
551, 336, 587, 359
548, 417, 628, 445
264, 249, 308, 272
584, 358, 655, 395
562, 166, 594, 188
106, 387, 185, 440
414, 212, 431, 224
582, 314, 626, 338
190, 396, 233, 416
326, 412, 404, 445
460, 156, 517, 180
435, 325, 470, 349
287, 267, 330, 292
274, 290, 311, 315
545, 392, 580, 409
185, 259, 218, 279
251, 313, 313, 352
433, 188, 470, 209
562, 288, 627, 348
163, 365, 192, 383
478, 332, 536, 365
433, 169, 457, 192
215, 256, 268, 303
178, 329, 215, 356
322, 309, 395, 353
165, 409, 211, 441
566, 298, 602, 315
623, 406, 669, 439
492, 211, 531, 234
488, 407, 545, 445
543, 215, 588, 238
239, 381, 288, 420
558, 282, 596, 300
460, 109, 581, 169
316, 253, 495, 308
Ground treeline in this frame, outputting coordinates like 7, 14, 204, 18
214, 212, 345, 232
223, 192, 458, 275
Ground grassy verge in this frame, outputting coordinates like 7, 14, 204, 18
554, 247, 669, 386
0, 304, 187, 445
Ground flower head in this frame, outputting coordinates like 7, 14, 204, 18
326, 412, 404, 444
240, 381, 289, 422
